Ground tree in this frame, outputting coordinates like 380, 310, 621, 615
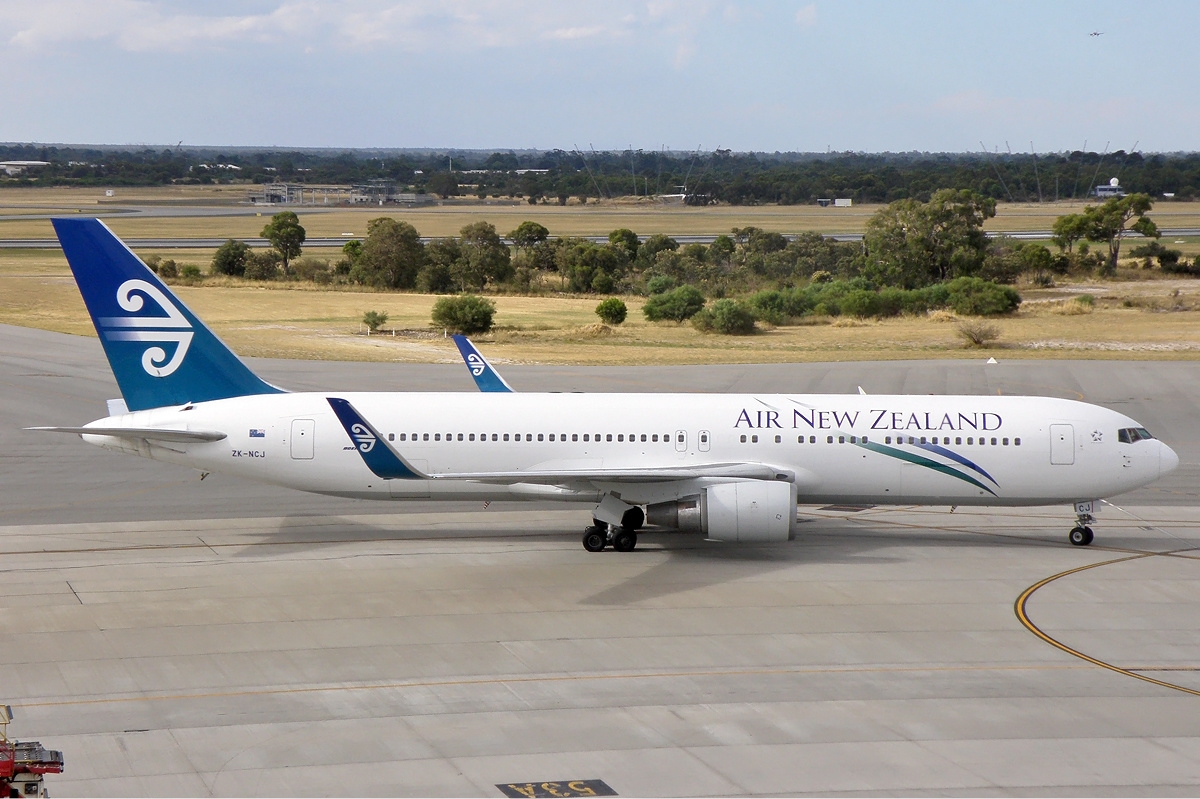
509, 220, 549, 249
1050, 213, 1089, 253
863, 189, 996, 288
595, 297, 627, 325
608, 228, 640, 262
260, 211, 305, 275
355, 218, 424, 289
432, 294, 495, 334
426, 172, 458, 198
642, 285, 705, 322
456, 221, 512, 290
1082, 193, 1159, 275
692, 299, 756, 334
210, 238, 250, 276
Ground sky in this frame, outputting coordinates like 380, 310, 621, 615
2, 0, 1197, 153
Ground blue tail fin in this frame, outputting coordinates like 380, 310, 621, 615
451, 335, 513, 392
327, 397, 426, 479
53, 218, 283, 411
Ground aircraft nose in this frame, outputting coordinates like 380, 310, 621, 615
1160, 442, 1180, 476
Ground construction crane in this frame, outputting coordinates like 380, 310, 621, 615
0, 706, 63, 798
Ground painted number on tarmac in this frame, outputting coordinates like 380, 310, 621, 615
496, 779, 616, 798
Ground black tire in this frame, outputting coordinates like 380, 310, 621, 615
613, 529, 637, 552
583, 527, 607, 552
1069, 526, 1090, 546
1082, 526, 1094, 545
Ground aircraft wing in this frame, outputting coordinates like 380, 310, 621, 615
429, 461, 798, 485
28, 426, 227, 443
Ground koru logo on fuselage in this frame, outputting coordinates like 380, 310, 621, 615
349, 422, 377, 453
466, 353, 487, 377
98, 279, 194, 378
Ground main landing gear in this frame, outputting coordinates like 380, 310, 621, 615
1068, 501, 1096, 546
582, 518, 640, 553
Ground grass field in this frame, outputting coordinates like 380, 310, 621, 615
5, 186, 1200, 241
3, 186, 1199, 364
4, 247, 1199, 364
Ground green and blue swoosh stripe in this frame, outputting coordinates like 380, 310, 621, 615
855, 437, 998, 496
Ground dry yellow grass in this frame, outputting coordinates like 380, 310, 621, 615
4, 247, 1200, 364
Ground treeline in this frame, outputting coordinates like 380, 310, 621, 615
6, 143, 1200, 202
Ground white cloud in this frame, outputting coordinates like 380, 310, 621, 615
795, 3, 816, 28
0, 0, 698, 53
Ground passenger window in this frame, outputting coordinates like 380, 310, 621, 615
400, 433, 407, 442
749, 434, 757, 443
1003, 438, 1009, 446
827, 436, 834, 443
955, 437, 961, 445
617, 434, 624, 442
967, 437, 973, 444
740, 434, 747, 443
492, 433, 498, 441
885, 436, 891, 444
525, 434, 532, 441
838, 436, 845, 444
387, 433, 395, 442
652, 434, 659, 442
457, 433, 464, 441
572, 434, 578, 442
469, 433, 475, 441
862, 436, 868, 443
797, 435, 805, 444
850, 436, 857, 443
537, 434, 544, 442
548, 434, 554, 442
606, 434, 613, 442
773, 435, 781, 443
423, 433, 430, 441
641, 434, 647, 442
809, 436, 816, 443
583, 434, 590, 442
1015, 437, 1021, 445
503, 433, 509, 441
991, 438, 997, 445
919, 437, 926, 444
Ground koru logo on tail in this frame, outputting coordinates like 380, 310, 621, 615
466, 353, 487, 377
348, 422, 377, 453
98, 280, 194, 377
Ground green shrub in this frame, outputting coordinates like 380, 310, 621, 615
362, 310, 388, 332
179, 263, 202, 279
692, 299, 756, 334
645, 274, 677, 295
944, 277, 1021, 316
839, 289, 880, 318
432, 294, 496, 334
141, 254, 162, 274
157, 259, 178, 279
642, 285, 706, 322
595, 297, 628, 325
291, 256, 331, 282
749, 290, 789, 324
243, 251, 280, 281
210, 239, 250, 276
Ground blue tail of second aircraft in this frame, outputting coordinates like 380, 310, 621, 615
451, 335, 513, 392
53, 218, 283, 411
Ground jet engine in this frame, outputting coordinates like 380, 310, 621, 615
646, 481, 798, 542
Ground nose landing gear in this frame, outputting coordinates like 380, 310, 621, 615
1068, 501, 1096, 546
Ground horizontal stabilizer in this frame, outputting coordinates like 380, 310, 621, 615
27, 426, 227, 443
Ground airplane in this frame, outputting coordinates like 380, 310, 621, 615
1090, 31, 1104, 36
452, 334, 514, 392
29, 218, 1179, 552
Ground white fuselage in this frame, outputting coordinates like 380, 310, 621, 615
82, 391, 1174, 509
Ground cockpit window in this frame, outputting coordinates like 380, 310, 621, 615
1118, 427, 1155, 444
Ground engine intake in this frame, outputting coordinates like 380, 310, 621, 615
646, 481, 798, 542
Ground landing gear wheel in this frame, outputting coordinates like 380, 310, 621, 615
612, 529, 638, 552
1069, 526, 1094, 546
582, 527, 607, 552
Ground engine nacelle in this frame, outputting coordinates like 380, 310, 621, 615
646, 481, 798, 543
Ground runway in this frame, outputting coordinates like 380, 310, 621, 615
3, 324, 1200, 796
